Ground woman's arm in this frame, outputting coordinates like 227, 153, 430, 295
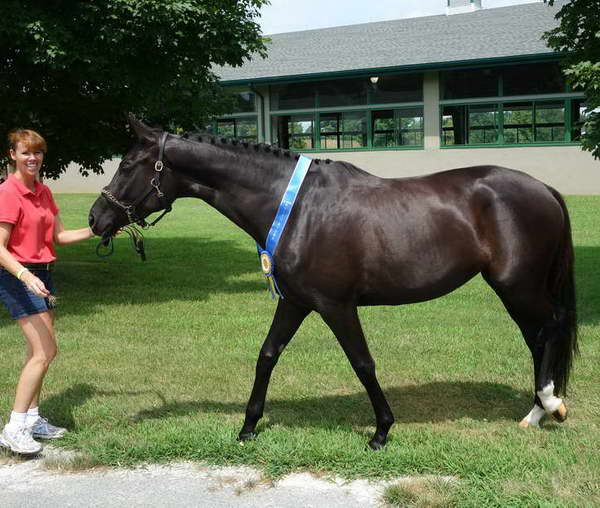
0, 222, 49, 297
53, 216, 95, 246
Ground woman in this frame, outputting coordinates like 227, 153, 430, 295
0, 129, 95, 454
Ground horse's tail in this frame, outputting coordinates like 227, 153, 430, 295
546, 187, 578, 395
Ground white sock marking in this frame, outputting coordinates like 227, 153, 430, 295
522, 404, 546, 427
537, 381, 562, 413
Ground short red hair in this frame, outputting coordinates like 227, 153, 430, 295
8, 129, 47, 166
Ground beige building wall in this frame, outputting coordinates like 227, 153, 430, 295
308, 145, 600, 194
47, 145, 600, 195
47, 159, 119, 194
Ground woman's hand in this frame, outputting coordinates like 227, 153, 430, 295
21, 271, 50, 298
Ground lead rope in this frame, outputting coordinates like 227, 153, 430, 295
96, 225, 146, 261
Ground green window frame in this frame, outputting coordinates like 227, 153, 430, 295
213, 117, 258, 143
272, 108, 424, 152
268, 73, 424, 152
372, 108, 424, 148
271, 115, 314, 150
319, 111, 368, 149
440, 61, 566, 101
441, 97, 583, 148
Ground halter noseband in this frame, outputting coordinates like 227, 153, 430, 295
101, 131, 173, 229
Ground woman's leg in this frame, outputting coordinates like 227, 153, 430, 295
13, 311, 57, 413
0, 312, 56, 453
23, 310, 54, 411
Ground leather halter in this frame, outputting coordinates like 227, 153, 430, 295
101, 132, 173, 228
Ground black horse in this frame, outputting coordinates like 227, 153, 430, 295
89, 116, 577, 449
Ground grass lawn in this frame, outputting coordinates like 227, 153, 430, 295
1, 194, 599, 506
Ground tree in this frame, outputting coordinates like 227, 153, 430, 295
1, 0, 268, 178
543, 0, 600, 160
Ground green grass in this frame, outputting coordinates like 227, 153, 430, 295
1, 194, 599, 506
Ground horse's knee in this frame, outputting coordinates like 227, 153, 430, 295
256, 350, 279, 372
354, 360, 376, 379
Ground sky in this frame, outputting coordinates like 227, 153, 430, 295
258, 0, 542, 35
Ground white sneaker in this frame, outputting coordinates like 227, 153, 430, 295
0, 424, 42, 454
30, 417, 67, 440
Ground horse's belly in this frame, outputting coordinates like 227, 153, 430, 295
356, 262, 481, 306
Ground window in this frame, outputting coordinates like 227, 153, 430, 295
319, 78, 367, 108
370, 74, 423, 104
232, 91, 256, 113
272, 115, 314, 150
400, 111, 424, 145
502, 62, 565, 96
271, 73, 424, 111
269, 73, 425, 151
535, 101, 565, 142
441, 68, 498, 100
215, 118, 258, 142
468, 104, 498, 144
503, 102, 533, 144
320, 112, 367, 149
503, 101, 566, 144
271, 83, 316, 110
442, 104, 498, 145
215, 119, 235, 137
442, 106, 467, 145
441, 62, 566, 100
441, 99, 580, 146
372, 110, 396, 147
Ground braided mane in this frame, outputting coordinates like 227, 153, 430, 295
180, 131, 331, 165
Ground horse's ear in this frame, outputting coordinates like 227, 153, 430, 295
127, 113, 154, 144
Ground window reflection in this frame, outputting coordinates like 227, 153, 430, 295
320, 112, 367, 149
272, 115, 314, 150
215, 118, 258, 142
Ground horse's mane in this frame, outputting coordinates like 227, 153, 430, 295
180, 131, 333, 166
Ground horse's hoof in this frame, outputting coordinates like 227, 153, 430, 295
237, 431, 257, 442
367, 439, 386, 451
552, 403, 568, 423
518, 419, 531, 428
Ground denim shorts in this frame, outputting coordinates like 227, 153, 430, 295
0, 268, 56, 320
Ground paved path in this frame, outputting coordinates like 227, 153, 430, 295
1, 447, 392, 507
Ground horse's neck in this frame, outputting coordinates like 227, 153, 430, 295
173, 141, 294, 245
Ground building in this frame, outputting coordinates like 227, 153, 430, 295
49, 0, 599, 193
208, 0, 598, 194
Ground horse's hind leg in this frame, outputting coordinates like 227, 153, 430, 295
485, 281, 567, 427
238, 299, 310, 442
320, 305, 394, 450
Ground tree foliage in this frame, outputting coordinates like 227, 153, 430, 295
1, 0, 268, 178
544, 0, 600, 161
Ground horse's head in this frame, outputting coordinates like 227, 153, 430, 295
89, 115, 177, 241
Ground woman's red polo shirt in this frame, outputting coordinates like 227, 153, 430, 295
0, 174, 59, 263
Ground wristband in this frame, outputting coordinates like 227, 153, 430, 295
16, 268, 29, 280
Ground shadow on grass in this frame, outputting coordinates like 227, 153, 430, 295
574, 246, 600, 326
132, 381, 532, 430
40, 383, 159, 431
0, 236, 262, 327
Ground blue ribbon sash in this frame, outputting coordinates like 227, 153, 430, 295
257, 155, 312, 298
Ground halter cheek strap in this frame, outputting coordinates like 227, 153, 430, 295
97, 132, 173, 262
101, 132, 173, 228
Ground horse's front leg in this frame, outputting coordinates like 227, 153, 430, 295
238, 298, 310, 442
320, 305, 394, 450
